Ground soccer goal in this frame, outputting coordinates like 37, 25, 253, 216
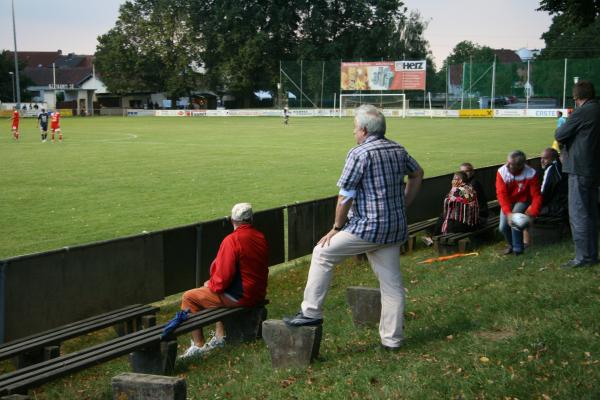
339, 93, 406, 118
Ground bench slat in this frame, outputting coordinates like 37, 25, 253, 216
0, 307, 245, 395
0, 305, 158, 361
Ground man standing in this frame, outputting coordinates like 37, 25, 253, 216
552, 111, 567, 151
50, 111, 62, 142
38, 108, 49, 142
284, 104, 424, 351
555, 80, 600, 268
179, 203, 269, 359
11, 108, 20, 140
496, 150, 542, 255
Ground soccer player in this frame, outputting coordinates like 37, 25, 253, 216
552, 111, 567, 151
283, 106, 290, 125
11, 108, 20, 140
38, 108, 49, 142
50, 111, 62, 142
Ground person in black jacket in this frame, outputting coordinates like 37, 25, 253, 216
555, 80, 600, 268
539, 148, 568, 218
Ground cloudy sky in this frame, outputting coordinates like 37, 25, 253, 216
0, 0, 552, 65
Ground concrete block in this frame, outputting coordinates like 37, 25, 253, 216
129, 341, 178, 375
112, 373, 186, 400
346, 287, 381, 327
222, 306, 267, 344
262, 319, 322, 368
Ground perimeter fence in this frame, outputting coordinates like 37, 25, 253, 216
280, 58, 600, 110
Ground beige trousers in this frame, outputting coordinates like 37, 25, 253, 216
301, 231, 405, 347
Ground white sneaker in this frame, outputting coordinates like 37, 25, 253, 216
178, 340, 211, 360
206, 335, 226, 349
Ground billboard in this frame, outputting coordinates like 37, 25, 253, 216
340, 60, 426, 91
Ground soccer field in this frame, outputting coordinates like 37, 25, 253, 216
0, 116, 556, 258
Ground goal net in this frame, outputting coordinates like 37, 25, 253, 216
339, 93, 406, 118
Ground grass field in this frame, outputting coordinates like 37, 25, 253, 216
0, 116, 555, 259
1, 116, 599, 399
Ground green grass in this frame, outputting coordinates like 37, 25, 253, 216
0, 116, 555, 259
0, 115, 598, 399
6, 238, 598, 399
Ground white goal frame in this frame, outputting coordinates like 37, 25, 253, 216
338, 93, 406, 118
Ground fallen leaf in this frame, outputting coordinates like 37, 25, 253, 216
480, 356, 490, 363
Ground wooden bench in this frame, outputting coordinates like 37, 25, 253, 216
403, 217, 438, 253
433, 215, 501, 255
0, 304, 159, 369
530, 215, 570, 245
0, 304, 267, 396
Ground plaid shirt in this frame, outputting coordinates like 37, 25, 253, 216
337, 135, 420, 244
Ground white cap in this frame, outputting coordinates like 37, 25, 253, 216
231, 203, 253, 222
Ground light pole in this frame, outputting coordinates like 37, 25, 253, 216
9, 72, 15, 103
11, 0, 21, 107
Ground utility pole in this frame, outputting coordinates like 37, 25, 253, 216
11, 0, 21, 107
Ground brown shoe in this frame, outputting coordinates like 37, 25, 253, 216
501, 246, 513, 255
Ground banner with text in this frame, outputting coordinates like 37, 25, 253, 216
340, 60, 426, 91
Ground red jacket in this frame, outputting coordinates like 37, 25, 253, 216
496, 164, 542, 217
207, 224, 269, 306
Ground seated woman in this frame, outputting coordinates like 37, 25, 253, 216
423, 171, 481, 245
437, 171, 481, 234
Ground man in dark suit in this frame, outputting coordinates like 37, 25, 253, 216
555, 80, 600, 268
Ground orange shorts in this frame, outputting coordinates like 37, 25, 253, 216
181, 286, 238, 313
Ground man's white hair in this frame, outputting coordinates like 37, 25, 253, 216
355, 104, 386, 137
231, 203, 253, 222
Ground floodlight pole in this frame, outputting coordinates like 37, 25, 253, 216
490, 56, 496, 111
526, 59, 530, 110
9, 72, 15, 102
469, 56, 472, 109
11, 0, 21, 107
320, 61, 325, 109
562, 58, 568, 109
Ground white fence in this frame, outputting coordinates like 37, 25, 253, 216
125, 108, 569, 118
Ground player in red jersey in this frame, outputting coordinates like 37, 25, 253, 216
50, 111, 62, 142
11, 108, 20, 140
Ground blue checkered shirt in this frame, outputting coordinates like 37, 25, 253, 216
337, 135, 421, 244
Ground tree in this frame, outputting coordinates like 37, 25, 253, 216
537, 0, 600, 58
94, 0, 433, 107
0, 50, 32, 103
95, 0, 206, 102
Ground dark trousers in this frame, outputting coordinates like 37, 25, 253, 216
568, 174, 599, 263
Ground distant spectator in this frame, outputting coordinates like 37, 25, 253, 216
496, 150, 542, 256
179, 203, 269, 359
539, 148, 568, 218
555, 80, 600, 268
460, 162, 489, 224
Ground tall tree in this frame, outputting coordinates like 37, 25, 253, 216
0, 51, 32, 102
95, 0, 206, 102
537, 0, 600, 58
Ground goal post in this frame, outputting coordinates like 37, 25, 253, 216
339, 93, 406, 118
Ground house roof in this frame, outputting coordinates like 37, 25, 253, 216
23, 67, 92, 87
12, 51, 62, 68
8, 51, 94, 69
492, 49, 522, 63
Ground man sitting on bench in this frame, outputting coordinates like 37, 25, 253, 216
496, 150, 542, 256
179, 203, 269, 359
539, 147, 568, 218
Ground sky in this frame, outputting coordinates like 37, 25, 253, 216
0, 0, 553, 66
